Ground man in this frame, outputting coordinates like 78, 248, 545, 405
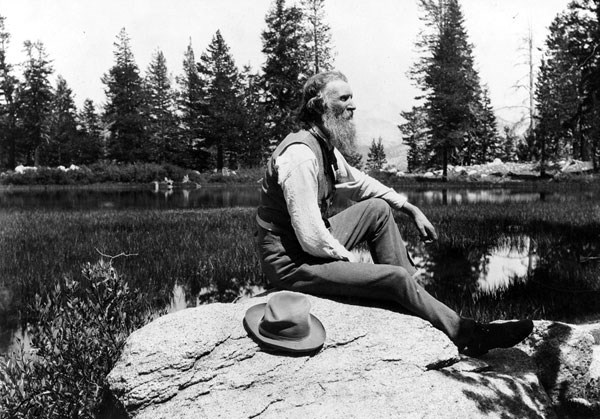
256, 71, 532, 356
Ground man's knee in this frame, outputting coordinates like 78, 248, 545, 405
365, 198, 392, 220
385, 266, 419, 296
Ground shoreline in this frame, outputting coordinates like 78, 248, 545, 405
1, 179, 599, 192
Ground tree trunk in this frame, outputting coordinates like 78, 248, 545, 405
540, 136, 546, 177
217, 144, 224, 171
442, 146, 448, 181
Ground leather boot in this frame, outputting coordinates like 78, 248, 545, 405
459, 319, 534, 357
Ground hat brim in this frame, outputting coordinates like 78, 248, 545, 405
243, 303, 326, 354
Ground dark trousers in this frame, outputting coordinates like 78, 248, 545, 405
257, 198, 464, 344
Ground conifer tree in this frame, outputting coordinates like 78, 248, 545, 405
535, 10, 583, 164
102, 28, 146, 162
177, 39, 208, 169
400, 106, 430, 172
261, 0, 308, 148
0, 15, 18, 169
410, 0, 486, 178
590, 0, 600, 170
17, 40, 53, 166
301, 0, 335, 75
199, 30, 244, 170
474, 87, 500, 164
239, 65, 269, 167
78, 98, 103, 163
366, 137, 387, 172
535, 1, 599, 171
144, 49, 177, 163
45, 75, 78, 165
500, 126, 518, 162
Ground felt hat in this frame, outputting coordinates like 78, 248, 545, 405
243, 291, 326, 354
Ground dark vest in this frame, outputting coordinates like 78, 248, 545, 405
257, 129, 336, 234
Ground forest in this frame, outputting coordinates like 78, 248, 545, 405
0, 0, 598, 178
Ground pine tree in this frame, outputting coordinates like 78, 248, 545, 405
400, 106, 430, 172
239, 65, 269, 167
102, 28, 146, 163
591, 0, 600, 170
576, 0, 600, 170
45, 75, 78, 166
78, 98, 103, 163
500, 126, 518, 162
199, 30, 245, 171
410, 0, 486, 179
144, 49, 178, 163
474, 87, 500, 163
301, 0, 334, 75
177, 39, 208, 169
261, 0, 308, 148
0, 15, 18, 169
17, 40, 54, 166
535, 1, 599, 172
366, 137, 387, 172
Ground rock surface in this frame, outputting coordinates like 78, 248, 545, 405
107, 295, 560, 418
516, 320, 595, 404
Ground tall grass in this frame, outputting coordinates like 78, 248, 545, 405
0, 208, 263, 325
1, 198, 598, 328
0, 193, 598, 416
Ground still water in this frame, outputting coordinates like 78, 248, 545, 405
0, 185, 594, 210
1, 185, 599, 355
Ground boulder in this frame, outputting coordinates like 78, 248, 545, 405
108, 295, 557, 418
517, 321, 595, 404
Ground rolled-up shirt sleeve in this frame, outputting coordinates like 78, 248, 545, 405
276, 144, 354, 261
333, 149, 408, 209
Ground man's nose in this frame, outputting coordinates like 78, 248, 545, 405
347, 99, 356, 111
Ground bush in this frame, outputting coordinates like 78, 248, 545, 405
0, 260, 152, 418
0, 162, 267, 186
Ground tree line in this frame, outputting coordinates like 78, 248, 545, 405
534, 0, 600, 173
0, 0, 335, 172
3, 0, 597, 176
401, 0, 600, 177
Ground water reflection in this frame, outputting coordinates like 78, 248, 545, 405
475, 236, 538, 295
404, 189, 593, 206
168, 283, 266, 313
407, 230, 600, 322
0, 186, 262, 210
0, 186, 594, 210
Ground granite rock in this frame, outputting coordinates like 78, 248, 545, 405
107, 295, 556, 418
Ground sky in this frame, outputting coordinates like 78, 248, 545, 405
1, 0, 572, 128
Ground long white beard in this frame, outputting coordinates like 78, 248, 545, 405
322, 108, 357, 155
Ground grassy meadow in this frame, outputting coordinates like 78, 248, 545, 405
0, 193, 599, 331
0, 208, 263, 329
0, 189, 599, 415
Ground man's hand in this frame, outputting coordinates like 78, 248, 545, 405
401, 202, 438, 243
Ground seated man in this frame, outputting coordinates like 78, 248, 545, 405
255, 70, 532, 357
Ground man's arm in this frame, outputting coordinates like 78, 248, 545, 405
334, 149, 438, 242
276, 144, 355, 261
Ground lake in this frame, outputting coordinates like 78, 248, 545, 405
1, 184, 599, 356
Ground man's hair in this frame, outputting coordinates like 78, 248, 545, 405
297, 71, 348, 125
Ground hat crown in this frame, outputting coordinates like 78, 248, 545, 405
259, 292, 312, 341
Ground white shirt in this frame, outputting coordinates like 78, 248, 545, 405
275, 143, 408, 261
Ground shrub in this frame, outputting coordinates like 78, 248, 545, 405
0, 260, 152, 418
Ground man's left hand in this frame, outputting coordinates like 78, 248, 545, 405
402, 202, 438, 243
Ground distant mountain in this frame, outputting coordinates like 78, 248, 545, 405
354, 114, 409, 171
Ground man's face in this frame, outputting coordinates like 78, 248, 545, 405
323, 80, 355, 120
321, 80, 357, 153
